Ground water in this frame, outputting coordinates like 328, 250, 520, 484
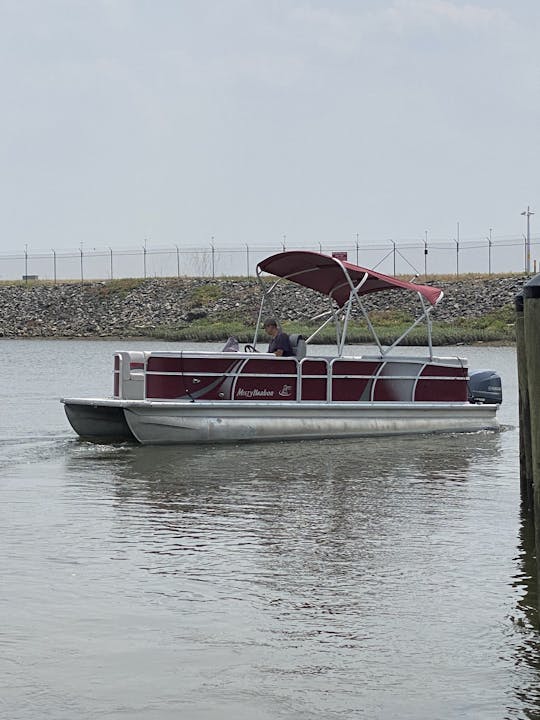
1, 339, 539, 719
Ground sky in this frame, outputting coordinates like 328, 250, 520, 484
1, 0, 539, 277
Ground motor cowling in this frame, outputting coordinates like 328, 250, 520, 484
468, 369, 502, 405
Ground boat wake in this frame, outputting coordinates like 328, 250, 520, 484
0, 433, 76, 472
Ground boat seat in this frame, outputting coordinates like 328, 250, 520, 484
289, 334, 306, 360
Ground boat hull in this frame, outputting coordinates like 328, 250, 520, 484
62, 398, 499, 445
64, 400, 136, 442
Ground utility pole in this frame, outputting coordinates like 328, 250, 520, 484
521, 207, 534, 274
455, 221, 460, 278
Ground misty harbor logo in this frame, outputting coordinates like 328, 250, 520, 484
236, 388, 275, 398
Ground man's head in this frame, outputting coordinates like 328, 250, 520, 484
263, 318, 279, 337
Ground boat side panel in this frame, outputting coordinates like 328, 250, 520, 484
415, 364, 468, 402
141, 353, 471, 404
331, 360, 380, 401
145, 355, 299, 402
114, 354, 120, 397
146, 356, 243, 400
300, 359, 328, 401
372, 361, 421, 401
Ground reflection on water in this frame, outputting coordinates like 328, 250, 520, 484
70, 429, 502, 485
66, 432, 504, 539
54, 431, 539, 718
511, 511, 540, 719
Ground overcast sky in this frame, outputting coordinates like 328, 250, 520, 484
1, 0, 539, 274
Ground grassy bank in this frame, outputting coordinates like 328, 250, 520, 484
147, 304, 515, 346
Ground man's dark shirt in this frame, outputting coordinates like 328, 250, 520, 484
268, 331, 293, 356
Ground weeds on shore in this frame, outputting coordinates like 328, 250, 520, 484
147, 303, 515, 346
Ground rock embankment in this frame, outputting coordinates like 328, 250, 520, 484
0, 275, 526, 338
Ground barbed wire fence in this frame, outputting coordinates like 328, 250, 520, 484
1, 234, 538, 283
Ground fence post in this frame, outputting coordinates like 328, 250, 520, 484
52, 249, 56, 283
80, 245, 84, 286
109, 247, 113, 280
211, 237, 215, 279
423, 232, 428, 279
391, 240, 397, 275
175, 245, 180, 278
245, 244, 250, 278
143, 240, 147, 278
24, 244, 28, 282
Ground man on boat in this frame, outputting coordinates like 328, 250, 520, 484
263, 318, 293, 357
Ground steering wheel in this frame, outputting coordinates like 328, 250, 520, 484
244, 344, 259, 353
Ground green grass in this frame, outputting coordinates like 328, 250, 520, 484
188, 283, 223, 306
147, 303, 516, 345
92, 278, 145, 298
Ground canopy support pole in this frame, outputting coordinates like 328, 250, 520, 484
336, 270, 384, 355
381, 293, 434, 357
253, 270, 281, 347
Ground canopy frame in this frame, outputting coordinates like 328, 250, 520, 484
253, 251, 442, 358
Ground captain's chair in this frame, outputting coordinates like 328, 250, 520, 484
288, 334, 307, 360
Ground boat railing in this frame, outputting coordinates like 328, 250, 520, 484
113, 350, 469, 404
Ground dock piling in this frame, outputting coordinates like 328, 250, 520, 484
519, 275, 540, 627
515, 292, 533, 507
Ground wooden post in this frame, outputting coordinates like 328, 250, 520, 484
515, 291, 533, 508
523, 275, 540, 617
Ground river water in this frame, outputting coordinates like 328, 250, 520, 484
1, 339, 539, 720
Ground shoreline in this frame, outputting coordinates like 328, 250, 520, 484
0, 275, 523, 344
0, 334, 516, 347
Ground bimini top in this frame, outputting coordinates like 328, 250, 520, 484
257, 250, 443, 308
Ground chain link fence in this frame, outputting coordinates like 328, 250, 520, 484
1, 235, 538, 283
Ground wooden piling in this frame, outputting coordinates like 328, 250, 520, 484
523, 276, 540, 524
523, 276, 540, 628
515, 291, 533, 508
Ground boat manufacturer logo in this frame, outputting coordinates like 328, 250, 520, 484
236, 388, 275, 398
279, 384, 293, 397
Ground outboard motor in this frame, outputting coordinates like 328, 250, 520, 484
468, 369, 502, 405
